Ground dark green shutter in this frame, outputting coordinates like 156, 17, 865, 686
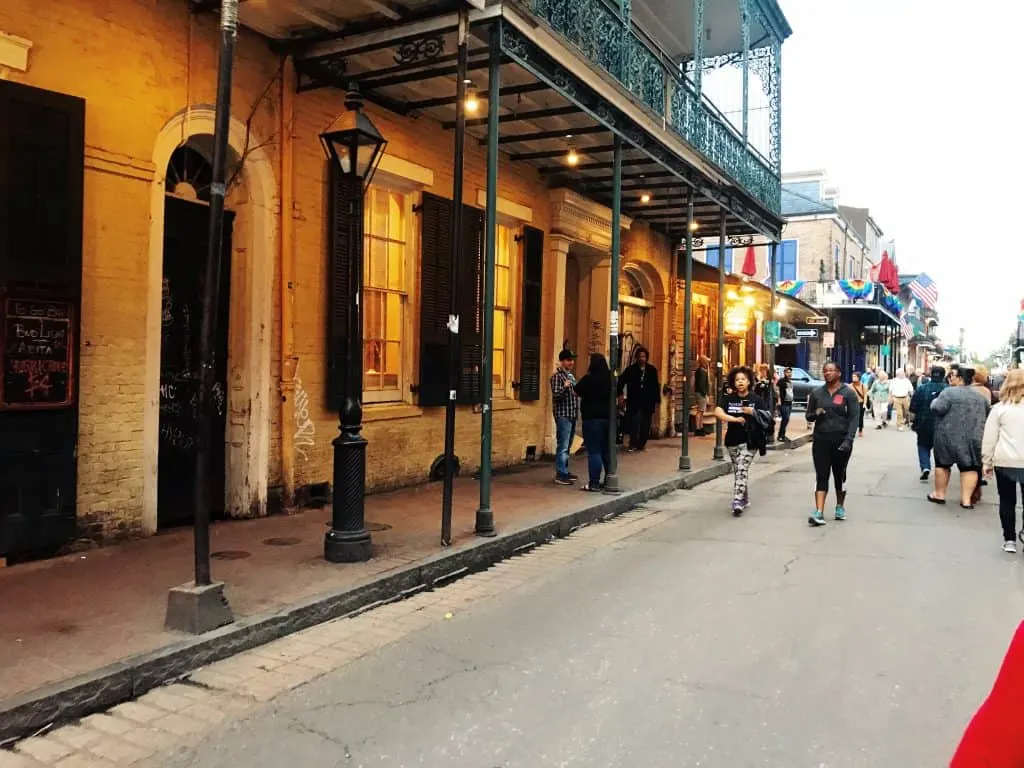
417, 194, 484, 407
518, 226, 544, 401
326, 164, 359, 412
417, 193, 453, 407
457, 205, 484, 405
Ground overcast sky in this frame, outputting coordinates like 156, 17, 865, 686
777, 0, 1023, 356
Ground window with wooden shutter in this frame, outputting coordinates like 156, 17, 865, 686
416, 194, 484, 406
518, 225, 544, 401
416, 193, 452, 407
326, 165, 360, 412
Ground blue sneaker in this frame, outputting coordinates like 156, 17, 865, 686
834, 506, 846, 521
808, 511, 827, 527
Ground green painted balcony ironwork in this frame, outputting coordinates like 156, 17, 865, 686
530, 0, 782, 215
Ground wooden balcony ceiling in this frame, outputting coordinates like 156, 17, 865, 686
230, 0, 442, 38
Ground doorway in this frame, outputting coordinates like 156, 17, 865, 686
158, 173, 233, 529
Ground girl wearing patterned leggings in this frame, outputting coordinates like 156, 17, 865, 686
714, 366, 759, 516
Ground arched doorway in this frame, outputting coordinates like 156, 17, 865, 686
157, 144, 233, 528
618, 267, 654, 365
143, 107, 277, 534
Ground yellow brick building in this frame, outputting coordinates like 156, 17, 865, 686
0, 0, 790, 557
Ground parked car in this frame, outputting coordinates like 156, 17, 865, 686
774, 365, 824, 408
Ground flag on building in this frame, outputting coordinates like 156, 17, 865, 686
898, 312, 913, 340
908, 273, 939, 309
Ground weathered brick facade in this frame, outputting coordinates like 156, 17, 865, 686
1, 0, 687, 547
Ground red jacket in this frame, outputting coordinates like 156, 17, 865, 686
951, 621, 1024, 766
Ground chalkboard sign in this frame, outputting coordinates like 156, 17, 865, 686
2, 297, 75, 409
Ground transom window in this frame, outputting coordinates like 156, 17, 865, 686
363, 186, 407, 401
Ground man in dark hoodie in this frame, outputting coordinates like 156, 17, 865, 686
805, 361, 861, 526
617, 346, 661, 451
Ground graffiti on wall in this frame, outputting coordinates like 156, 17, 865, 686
293, 362, 315, 461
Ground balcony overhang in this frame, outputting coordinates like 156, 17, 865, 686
278, 8, 782, 239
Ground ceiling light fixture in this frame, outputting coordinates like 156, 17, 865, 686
640, 193, 651, 204
566, 147, 579, 166
464, 89, 480, 114
689, 221, 700, 231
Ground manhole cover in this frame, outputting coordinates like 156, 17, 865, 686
211, 550, 251, 560
366, 521, 392, 532
262, 537, 301, 546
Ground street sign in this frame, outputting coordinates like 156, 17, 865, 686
823, 331, 835, 348
795, 329, 818, 339
805, 315, 829, 326
764, 320, 781, 345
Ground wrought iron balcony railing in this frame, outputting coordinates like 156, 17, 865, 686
530, 0, 781, 214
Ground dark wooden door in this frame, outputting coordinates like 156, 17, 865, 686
158, 196, 232, 529
0, 81, 84, 558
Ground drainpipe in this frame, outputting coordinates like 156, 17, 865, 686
279, 55, 297, 507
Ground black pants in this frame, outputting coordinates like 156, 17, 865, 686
996, 468, 1024, 542
858, 405, 865, 433
778, 403, 792, 439
628, 405, 653, 450
812, 438, 851, 494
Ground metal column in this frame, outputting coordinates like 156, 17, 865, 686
441, 9, 469, 547
603, 136, 623, 494
679, 193, 694, 471
740, 0, 750, 145
475, 24, 500, 537
713, 211, 726, 461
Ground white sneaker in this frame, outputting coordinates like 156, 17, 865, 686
1003, 540, 1017, 554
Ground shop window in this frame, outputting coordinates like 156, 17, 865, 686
775, 239, 797, 282
363, 186, 408, 402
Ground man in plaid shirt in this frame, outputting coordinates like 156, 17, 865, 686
551, 349, 580, 485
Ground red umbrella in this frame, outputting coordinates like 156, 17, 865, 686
740, 246, 757, 278
877, 251, 896, 292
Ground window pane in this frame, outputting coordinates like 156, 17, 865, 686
497, 226, 511, 266
364, 289, 383, 339
387, 241, 404, 290
363, 363, 382, 392
496, 265, 510, 307
383, 341, 401, 376
367, 237, 386, 288
388, 191, 405, 241
371, 188, 388, 236
493, 309, 506, 349
385, 292, 403, 341
364, 340, 383, 377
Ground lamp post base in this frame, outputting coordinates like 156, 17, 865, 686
165, 581, 234, 634
325, 429, 372, 563
678, 456, 692, 471
713, 446, 725, 460
475, 507, 497, 537
324, 528, 373, 563
602, 473, 622, 494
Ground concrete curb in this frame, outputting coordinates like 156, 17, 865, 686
0, 458, 737, 742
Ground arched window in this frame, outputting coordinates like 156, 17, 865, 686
165, 145, 213, 203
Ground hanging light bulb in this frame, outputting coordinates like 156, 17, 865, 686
464, 88, 479, 114
640, 193, 651, 204
689, 220, 700, 231
743, 295, 756, 307
566, 147, 579, 166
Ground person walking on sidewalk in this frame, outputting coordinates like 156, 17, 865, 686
869, 370, 891, 428
617, 346, 660, 452
713, 366, 771, 516
777, 366, 795, 442
573, 353, 613, 493
928, 366, 989, 509
973, 365, 995, 406
982, 368, 1024, 553
850, 372, 867, 438
806, 362, 860, 526
907, 365, 920, 389
550, 349, 579, 486
909, 366, 947, 481
889, 369, 914, 431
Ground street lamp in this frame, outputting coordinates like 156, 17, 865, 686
320, 87, 387, 563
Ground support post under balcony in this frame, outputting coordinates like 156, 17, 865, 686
740, 0, 750, 146
692, 0, 705, 97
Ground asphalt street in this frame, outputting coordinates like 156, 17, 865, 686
159, 428, 1024, 768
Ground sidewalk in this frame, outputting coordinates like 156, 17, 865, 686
1, 417, 807, 739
